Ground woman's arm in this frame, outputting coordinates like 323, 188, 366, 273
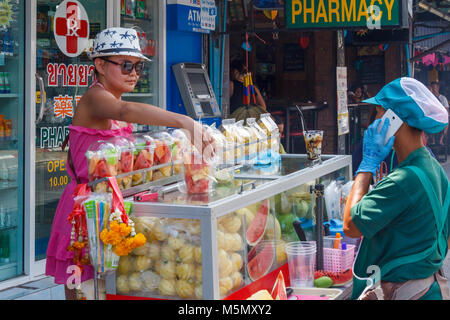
85, 89, 213, 152
230, 81, 234, 97
343, 172, 372, 238
254, 86, 267, 111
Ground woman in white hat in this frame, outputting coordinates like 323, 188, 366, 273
45, 27, 213, 300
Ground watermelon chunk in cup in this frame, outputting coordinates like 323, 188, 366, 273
183, 150, 215, 195
149, 133, 173, 181
108, 137, 135, 190
86, 141, 118, 193
131, 134, 155, 186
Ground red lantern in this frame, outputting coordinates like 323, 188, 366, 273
299, 36, 310, 49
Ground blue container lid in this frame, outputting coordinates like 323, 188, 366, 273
298, 217, 314, 230
327, 219, 343, 236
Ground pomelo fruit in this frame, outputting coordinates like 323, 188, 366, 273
246, 199, 269, 246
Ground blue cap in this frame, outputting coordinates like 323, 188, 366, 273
362, 77, 448, 134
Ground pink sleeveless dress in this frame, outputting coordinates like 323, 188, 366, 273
45, 81, 134, 284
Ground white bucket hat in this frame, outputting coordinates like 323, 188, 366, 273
87, 27, 150, 61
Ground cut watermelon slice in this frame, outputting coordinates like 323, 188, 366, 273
271, 271, 287, 300
120, 151, 133, 173
93, 160, 110, 179
134, 150, 152, 170
247, 241, 275, 282
314, 269, 353, 286
246, 199, 269, 246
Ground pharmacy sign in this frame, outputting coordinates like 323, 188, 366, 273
54, 0, 90, 57
286, 0, 402, 29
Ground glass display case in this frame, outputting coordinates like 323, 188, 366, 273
105, 154, 352, 300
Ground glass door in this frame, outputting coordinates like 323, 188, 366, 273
0, 0, 25, 282
120, 0, 161, 132
34, 0, 107, 261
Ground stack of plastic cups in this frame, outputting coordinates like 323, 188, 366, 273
285, 241, 317, 288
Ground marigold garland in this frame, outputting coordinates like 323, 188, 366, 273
100, 210, 146, 256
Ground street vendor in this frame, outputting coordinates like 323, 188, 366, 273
343, 77, 450, 300
45, 27, 213, 300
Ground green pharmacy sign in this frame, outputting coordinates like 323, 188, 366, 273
286, 0, 401, 29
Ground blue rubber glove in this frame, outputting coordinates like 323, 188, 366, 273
356, 118, 396, 175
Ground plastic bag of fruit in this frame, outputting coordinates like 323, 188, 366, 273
180, 146, 217, 195
86, 140, 118, 193
205, 123, 233, 166
170, 129, 191, 175
237, 121, 257, 163
258, 113, 280, 156
130, 134, 155, 186
247, 118, 269, 160
108, 136, 135, 190
221, 119, 244, 164
148, 132, 174, 181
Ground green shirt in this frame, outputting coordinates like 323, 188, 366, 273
350, 147, 449, 300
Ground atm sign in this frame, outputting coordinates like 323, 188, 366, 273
286, 0, 400, 29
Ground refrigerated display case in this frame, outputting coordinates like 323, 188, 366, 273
0, 0, 24, 282
105, 154, 352, 300
120, 0, 162, 133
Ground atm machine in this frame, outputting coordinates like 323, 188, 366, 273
172, 63, 222, 125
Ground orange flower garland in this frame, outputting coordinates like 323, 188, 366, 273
100, 210, 146, 256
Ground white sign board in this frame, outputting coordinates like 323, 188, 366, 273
54, 0, 90, 58
200, 0, 216, 31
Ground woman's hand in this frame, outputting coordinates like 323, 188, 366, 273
182, 118, 216, 160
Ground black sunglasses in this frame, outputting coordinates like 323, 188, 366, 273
101, 57, 145, 75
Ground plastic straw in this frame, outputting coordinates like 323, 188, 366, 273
295, 105, 308, 133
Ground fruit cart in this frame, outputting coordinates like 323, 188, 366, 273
102, 153, 352, 300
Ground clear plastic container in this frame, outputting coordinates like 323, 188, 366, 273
258, 113, 280, 155
86, 140, 119, 193
148, 132, 174, 181
108, 136, 135, 190
181, 146, 216, 195
206, 123, 234, 166
221, 119, 244, 164
131, 134, 155, 186
285, 241, 317, 288
170, 129, 191, 175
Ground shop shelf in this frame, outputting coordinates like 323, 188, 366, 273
0, 225, 17, 232
0, 94, 19, 99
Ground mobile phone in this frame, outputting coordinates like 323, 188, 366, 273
377, 109, 403, 145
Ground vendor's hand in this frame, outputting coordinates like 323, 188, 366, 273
183, 118, 216, 160
356, 118, 395, 175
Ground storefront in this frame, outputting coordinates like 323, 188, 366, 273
226, 0, 411, 155
0, 0, 167, 290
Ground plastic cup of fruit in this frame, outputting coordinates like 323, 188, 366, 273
108, 137, 136, 190
86, 140, 118, 182
132, 134, 155, 186
303, 130, 323, 161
